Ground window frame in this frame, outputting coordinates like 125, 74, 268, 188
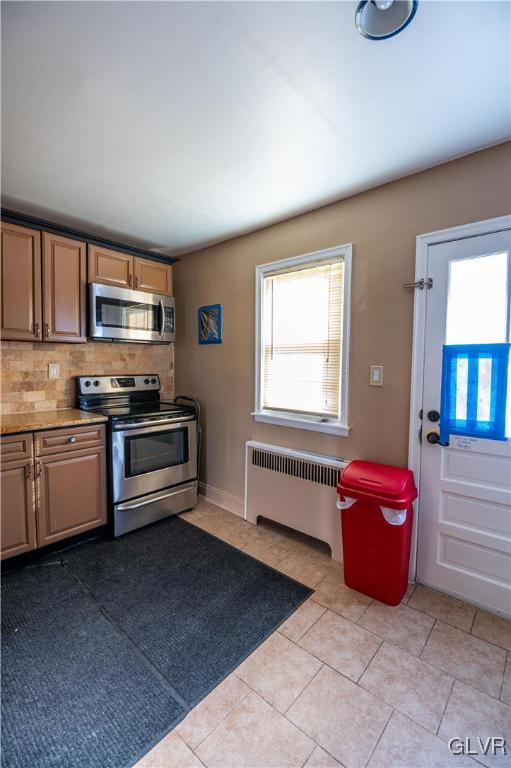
253, 243, 352, 436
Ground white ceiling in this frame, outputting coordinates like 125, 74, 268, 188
2, 1, 510, 256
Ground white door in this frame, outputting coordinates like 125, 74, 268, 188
417, 228, 511, 617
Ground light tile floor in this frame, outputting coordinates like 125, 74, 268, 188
135, 499, 511, 768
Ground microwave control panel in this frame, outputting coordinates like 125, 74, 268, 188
163, 307, 174, 333
164, 307, 175, 333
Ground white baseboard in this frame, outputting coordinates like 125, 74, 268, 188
198, 482, 244, 518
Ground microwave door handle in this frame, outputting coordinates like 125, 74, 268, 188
159, 299, 165, 336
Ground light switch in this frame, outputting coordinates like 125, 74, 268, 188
370, 365, 383, 387
48, 363, 60, 379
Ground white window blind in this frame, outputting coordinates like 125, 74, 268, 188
262, 258, 344, 418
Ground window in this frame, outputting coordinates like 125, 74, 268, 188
445, 249, 511, 437
254, 244, 352, 435
446, 252, 508, 345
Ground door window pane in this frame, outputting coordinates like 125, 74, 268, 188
445, 252, 508, 345
476, 356, 492, 423
455, 357, 468, 422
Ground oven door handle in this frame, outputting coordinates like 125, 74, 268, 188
115, 483, 197, 512
113, 415, 195, 430
159, 299, 165, 337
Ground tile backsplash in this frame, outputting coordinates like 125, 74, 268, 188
0, 341, 174, 415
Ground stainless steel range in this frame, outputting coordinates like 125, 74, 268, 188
76, 374, 198, 536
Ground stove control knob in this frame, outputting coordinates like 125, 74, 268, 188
93, 380, 100, 387
144, 378, 150, 385
151, 378, 157, 384
84, 380, 91, 388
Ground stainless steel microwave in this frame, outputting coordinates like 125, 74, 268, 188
90, 283, 175, 344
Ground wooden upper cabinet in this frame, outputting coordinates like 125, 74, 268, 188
88, 245, 172, 296
0, 222, 42, 341
88, 245, 133, 289
43, 233, 86, 343
133, 257, 173, 296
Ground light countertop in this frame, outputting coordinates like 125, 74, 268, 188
0, 408, 107, 436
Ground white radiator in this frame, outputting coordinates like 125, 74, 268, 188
244, 440, 349, 562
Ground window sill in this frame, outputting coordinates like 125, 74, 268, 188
252, 411, 351, 437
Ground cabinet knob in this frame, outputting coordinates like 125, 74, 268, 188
68, 436, 77, 443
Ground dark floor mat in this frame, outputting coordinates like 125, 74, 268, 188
1, 566, 185, 768
2, 516, 311, 768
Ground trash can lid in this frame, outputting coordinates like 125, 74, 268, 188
338, 460, 417, 509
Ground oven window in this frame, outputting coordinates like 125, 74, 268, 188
125, 428, 189, 477
96, 297, 159, 332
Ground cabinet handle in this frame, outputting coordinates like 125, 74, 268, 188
33, 322, 40, 337
68, 436, 77, 443
44, 323, 49, 338
128, 274, 133, 287
134, 276, 139, 289
25, 462, 32, 479
36, 460, 42, 477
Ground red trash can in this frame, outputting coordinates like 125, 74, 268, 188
337, 460, 417, 605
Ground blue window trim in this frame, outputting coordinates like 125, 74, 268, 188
440, 343, 510, 443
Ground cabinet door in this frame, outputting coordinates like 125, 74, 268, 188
36, 446, 107, 547
43, 233, 86, 342
1, 459, 36, 559
0, 223, 42, 341
88, 245, 133, 289
134, 257, 172, 296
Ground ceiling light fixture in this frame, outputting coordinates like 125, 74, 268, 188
355, 0, 418, 40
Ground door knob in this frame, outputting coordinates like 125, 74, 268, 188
426, 429, 449, 446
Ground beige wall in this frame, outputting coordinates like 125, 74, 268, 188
175, 143, 511, 504
0, 341, 174, 415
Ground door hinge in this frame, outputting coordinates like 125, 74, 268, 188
403, 277, 433, 290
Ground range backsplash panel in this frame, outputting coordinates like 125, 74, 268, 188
0, 341, 174, 415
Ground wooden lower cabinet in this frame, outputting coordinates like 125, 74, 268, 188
0, 426, 107, 559
0, 457, 37, 559
36, 445, 107, 546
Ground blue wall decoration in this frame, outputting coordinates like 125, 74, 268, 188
198, 304, 222, 345
439, 343, 510, 444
